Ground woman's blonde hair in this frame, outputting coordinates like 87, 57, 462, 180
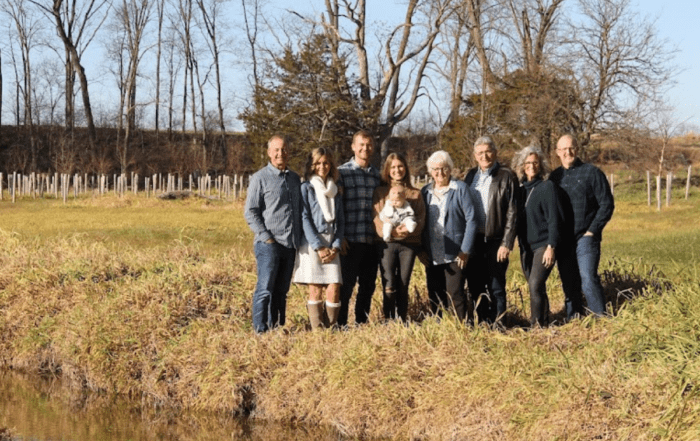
304, 147, 339, 182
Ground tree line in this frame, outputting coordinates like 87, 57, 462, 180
0, 0, 678, 176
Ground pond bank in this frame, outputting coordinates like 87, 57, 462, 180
0, 370, 348, 441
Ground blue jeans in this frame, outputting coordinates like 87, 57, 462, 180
557, 236, 606, 317
252, 241, 297, 333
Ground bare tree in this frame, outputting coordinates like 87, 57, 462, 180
566, 0, 676, 147
108, 0, 153, 172
465, 0, 564, 90
30, 0, 110, 148
8, 44, 22, 126
196, 0, 229, 167
240, 0, 262, 88
434, 1, 474, 124
319, 0, 454, 160
168, 0, 197, 134
33, 58, 65, 125
2, 0, 43, 168
154, 0, 164, 138
163, 26, 180, 138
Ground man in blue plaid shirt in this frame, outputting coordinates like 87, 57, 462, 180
550, 134, 614, 318
337, 130, 381, 326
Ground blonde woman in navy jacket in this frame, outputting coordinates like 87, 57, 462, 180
293, 147, 345, 329
421, 150, 477, 321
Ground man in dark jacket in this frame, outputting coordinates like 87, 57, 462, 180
464, 136, 518, 324
550, 134, 614, 318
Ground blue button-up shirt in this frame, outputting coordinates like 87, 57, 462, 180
244, 163, 302, 248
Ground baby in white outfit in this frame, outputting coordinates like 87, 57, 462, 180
379, 186, 417, 241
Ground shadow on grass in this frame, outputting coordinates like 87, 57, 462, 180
403, 257, 674, 331
547, 257, 672, 328
600, 257, 673, 313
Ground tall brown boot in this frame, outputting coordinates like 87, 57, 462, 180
307, 301, 325, 330
325, 301, 341, 328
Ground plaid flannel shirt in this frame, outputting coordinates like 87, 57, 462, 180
338, 158, 381, 244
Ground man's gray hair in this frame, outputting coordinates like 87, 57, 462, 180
512, 145, 550, 181
267, 134, 290, 149
473, 135, 497, 152
426, 150, 454, 171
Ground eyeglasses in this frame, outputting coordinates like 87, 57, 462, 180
556, 147, 575, 153
524, 161, 540, 166
430, 166, 450, 173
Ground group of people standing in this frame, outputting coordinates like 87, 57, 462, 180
244, 131, 614, 333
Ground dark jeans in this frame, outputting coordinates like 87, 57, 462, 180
378, 242, 417, 321
557, 236, 606, 318
426, 262, 467, 320
465, 237, 509, 323
520, 246, 553, 325
252, 241, 296, 333
339, 242, 379, 325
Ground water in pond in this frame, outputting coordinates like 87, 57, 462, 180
0, 371, 349, 441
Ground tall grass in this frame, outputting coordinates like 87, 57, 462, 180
1, 192, 700, 439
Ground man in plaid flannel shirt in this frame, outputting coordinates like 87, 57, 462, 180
337, 130, 381, 326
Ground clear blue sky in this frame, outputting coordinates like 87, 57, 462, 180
637, 0, 700, 130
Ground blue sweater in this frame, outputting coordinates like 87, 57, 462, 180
299, 181, 345, 251
421, 179, 477, 262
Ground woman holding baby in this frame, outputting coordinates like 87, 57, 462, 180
372, 153, 425, 321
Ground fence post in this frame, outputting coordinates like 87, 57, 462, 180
666, 172, 672, 207
656, 175, 661, 211
686, 165, 692, 199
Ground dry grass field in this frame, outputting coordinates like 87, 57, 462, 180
0, 183, 699, 440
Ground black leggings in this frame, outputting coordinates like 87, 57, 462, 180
520, 246, 554, 325
378, 242, 417, 321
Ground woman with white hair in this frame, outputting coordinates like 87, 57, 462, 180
420, 150, 477, 320
513, 145, 565, 326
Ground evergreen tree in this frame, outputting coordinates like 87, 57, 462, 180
240, 34, 377, 172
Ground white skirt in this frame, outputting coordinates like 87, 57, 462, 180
293, 231, 342, 285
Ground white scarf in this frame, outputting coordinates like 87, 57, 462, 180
309, 175, 337, 223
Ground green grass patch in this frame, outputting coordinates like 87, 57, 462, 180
0, 195, 251, 252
